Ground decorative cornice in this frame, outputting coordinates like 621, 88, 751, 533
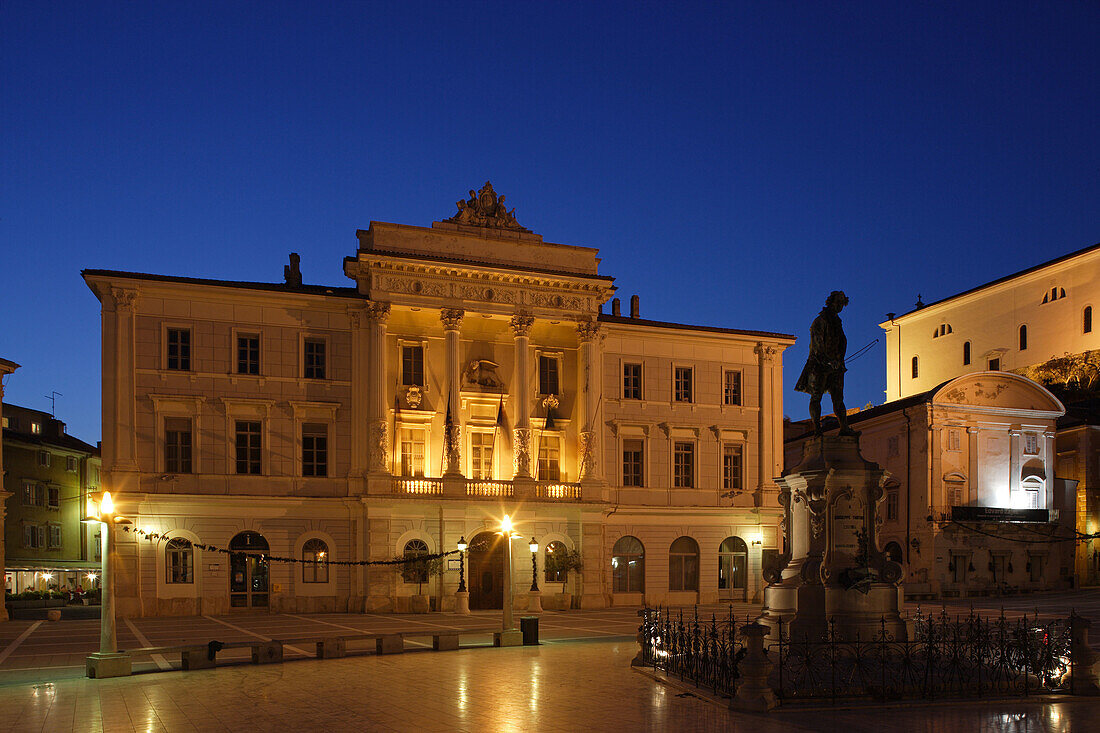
440, 308, 465, 331
510, 314, 535, 338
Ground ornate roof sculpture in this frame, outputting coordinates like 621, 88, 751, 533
446, 181, 530, 232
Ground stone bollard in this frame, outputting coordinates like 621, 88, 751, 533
455, 590, 470, 616
47, 609, 62, 622
730, 623, 777, 712
1061, 614, 1100, 695
528, 591, 542, 614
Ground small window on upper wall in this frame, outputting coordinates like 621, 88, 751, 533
962, 341, 971, 366
932, 324, 953, 338
674, 366, 693, 402
911, 356, 919, 379
723, 370, 742, 406
31, 421, 41, 434
304, 338, 326, 379
538, 355, 560, 396
401, 344, 424, 387
237, 334, 260, 375
166, 328, 191, 370
1085, 306, 1093, 334
1019, 325, 1028, 350
988, 357, 1001, 371
1041, 287, 1066, 304
622, 363, 642, 400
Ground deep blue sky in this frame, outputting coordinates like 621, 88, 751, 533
2, 2, 1098, 443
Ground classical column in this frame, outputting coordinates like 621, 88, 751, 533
576, 320, 604, 484
1043, 430, 1056, 510
0, 358, 20, 622
110, 288, 139, 475
754, 344, 780, 503
441, 308, 465, 476
967, 427, 980, 504
1008, 428, 1022, 506
365, 301, 391, 475
510, 314, 535, 478
348, 307, 368, 482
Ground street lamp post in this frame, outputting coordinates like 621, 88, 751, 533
528, 537, 542, 613
83, 491, 133, 678
495, 515, 522, 646
455, 536, 470, 615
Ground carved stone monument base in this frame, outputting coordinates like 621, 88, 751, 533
758, 435, 905, 643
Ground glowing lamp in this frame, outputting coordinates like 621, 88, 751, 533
457, 536, 468, 552
529, 537, 539, 554
501, 514, 513, 535
101, 491, 114, 515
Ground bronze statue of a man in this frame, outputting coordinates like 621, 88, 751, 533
795, 290, 857, 436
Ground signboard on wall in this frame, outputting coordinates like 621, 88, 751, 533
951, 507, 1050, 523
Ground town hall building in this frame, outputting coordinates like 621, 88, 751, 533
83, 183, 793, 617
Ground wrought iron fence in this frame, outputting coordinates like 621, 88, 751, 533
771, 609, 1077, 703
636, 606, 749, 698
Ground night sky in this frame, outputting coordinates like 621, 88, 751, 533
2, 2, 1098, 443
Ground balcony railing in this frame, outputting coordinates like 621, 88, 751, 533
536, 482, 582, 501
392, 477, 443, 495
466, 480, 514, 498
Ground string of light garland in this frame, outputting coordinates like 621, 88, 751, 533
120, 526, 459, 566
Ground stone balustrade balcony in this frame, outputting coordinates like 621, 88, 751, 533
388, 476, 583, 502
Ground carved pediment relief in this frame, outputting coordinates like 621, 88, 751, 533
446, 181, 530, 232
933, 373, 1064, 414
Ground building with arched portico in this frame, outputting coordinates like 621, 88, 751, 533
82, 184, 793, 616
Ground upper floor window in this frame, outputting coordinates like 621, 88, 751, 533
538, 355, 560, 396
302, 423, 328, 477
623, 363, 642, 400
722, 443, 742, 493
1041, 287, 1066, 304
235, 420, 262, 475
673, 441, 694, 488
469, 431, 494, 480
30, 421, 41, 434
1085, 306, 1093, 334
538, 436, 561, 481
47, 523, 62, 548
401, 344, 424, 387
237, 334, 260, 375
38, 450, 51, 467
66, 456, 78, 473
674, 366, 693, 403
962, 341, 971, 366
988, 357, 1001, 371
622, 439, 644, 487
1023, 432, 1039, 455
885, 490, 899, 521
1019, 325, 1028, 351
166, 328, 191, 370
166, 538, 193, 584
932, 324, 953, 338
947, 429, 961, 451
304, 338, 326, 379
302, 538, 329, 584
164, 417, 193, 474
399, 427, 426, 477
911, 356, 919, 379
723, 370, 742, 406
47, 485, 60, 509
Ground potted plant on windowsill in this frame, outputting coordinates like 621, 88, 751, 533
543, 547, 583, 610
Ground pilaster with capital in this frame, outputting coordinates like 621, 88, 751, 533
510, 314, 534, 477
754, 343, 781, 503
441, 308, 465, 475
348, 307, 368, 481
110, 288, 140, 473
365, 301, 391, 474
576, 320, 605, 484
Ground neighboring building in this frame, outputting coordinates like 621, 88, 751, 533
879, 241, 1099, 588
0, 358, 19, 620
2, 403, 102, 596
83, 183, 794, 617
786, 372, 1074, 600
881, 241, 1099, 402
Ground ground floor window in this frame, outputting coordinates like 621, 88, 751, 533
612, 535, 644, 593
166, 537, 193, 584
668, 536, 699, 592
302, 538, 329, 583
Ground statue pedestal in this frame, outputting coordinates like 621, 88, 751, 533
758, 435, 905, 642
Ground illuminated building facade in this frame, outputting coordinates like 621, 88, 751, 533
83, 184, 793, 616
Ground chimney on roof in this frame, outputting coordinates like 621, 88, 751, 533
47, 418, 65, 438
284, 253, 302, 287
886, 312, 896, 322
630, 295, 639, 318
611, 298, 621, 316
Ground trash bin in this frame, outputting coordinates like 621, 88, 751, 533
520, 616, 540, 645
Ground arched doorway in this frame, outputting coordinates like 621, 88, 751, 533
883, 541, 903, 564
229, 531, 269, 608
718, 536, 748, 601
467, 531, 504, 610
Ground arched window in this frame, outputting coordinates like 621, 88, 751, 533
1019, 324, 1028, 350
401, 539, 430, 584
883, 541, 903, 564
165, 537, 193, 584
612, 535, 644, 593
911, 356, 919, 379
962, 341, 971, 366
668, 536, 699, 592
718, 537, 748, 595
302, 538, 329, 583
544, 540, 568, 583
1085, 306, 1093, 334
